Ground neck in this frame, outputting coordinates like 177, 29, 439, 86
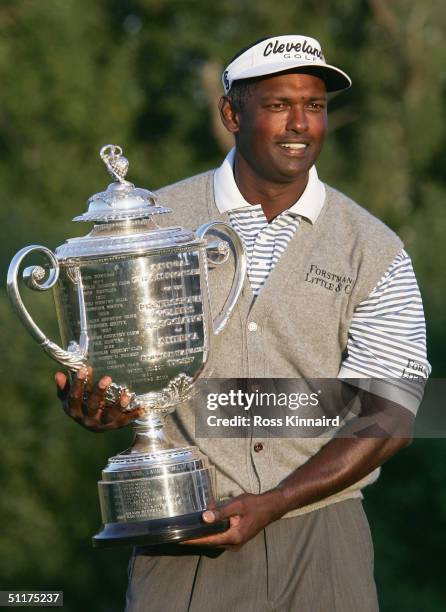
233, 151, 309, 222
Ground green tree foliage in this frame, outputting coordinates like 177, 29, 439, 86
0, 1, 444, 610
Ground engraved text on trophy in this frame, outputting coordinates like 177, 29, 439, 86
54, 250, 206, 394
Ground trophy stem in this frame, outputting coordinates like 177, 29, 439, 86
129, 413, 173, 453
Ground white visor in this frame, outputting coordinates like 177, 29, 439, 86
222, 35, 352, 94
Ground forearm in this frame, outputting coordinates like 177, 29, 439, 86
192, 432, 412, 549
264, 391, 414, 520
190, 393, 413, 549
266, 434, 410, 520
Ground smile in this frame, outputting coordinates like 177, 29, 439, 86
278, 142, 309, 157
279, 143, 308, 150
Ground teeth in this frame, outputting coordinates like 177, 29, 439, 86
280, 143, 307, 149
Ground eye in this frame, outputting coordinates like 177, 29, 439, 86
267, 103, 288, 111
306, 102, 325, 112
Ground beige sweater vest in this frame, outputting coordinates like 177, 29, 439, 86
153, 170, 403, 517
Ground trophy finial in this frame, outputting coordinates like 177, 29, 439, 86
72, 144, 170, 222
100, 144, 130, 184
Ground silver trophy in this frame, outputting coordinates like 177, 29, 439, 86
7, 145, 246, 547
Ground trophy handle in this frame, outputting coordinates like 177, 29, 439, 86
196, 222, 247, 335
7, 245, 88, 371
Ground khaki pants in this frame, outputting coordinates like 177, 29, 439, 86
125, 499, 379, 612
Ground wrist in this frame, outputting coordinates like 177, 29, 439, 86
260, 487, 292, 522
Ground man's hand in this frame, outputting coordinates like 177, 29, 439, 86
182, 490, 286, 551
55, 366, 145, 432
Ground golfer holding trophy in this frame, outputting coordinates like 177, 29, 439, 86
7, 144, 246, 547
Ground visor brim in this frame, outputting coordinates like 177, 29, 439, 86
229, 61, 352, 93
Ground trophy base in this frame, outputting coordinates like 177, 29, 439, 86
92, 511, 229, 548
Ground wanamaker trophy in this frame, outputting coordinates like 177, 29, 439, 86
7, 144, 247, 547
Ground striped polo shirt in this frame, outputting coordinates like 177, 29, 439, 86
214, 149, 430, 410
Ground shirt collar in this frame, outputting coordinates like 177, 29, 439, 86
213, 147, 326, 224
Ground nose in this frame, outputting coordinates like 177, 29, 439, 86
286, 104, 309, 133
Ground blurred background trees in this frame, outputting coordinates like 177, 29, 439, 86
0, 1, 444, 610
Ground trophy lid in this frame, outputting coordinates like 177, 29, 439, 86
55, 145, 200, 261
73, 144, 171, 223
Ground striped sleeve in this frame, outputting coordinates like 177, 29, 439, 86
339, 249, 431, 413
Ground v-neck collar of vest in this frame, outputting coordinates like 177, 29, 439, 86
205, 170, 332, 317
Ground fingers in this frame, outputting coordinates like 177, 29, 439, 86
203, 499, 244, 524
181, 519, 242, 548
181, 534, 228, 546
83, 365, 94, 395
55, 372, 69, 401
119, 389, 133, 410
85, 375, 112, 418
85, 398, 145, 432
202, 510, 215, 523
182, 501, 246, 548
54, 371, 68, 390
98, 387, 134, 422
65, 367, 90, 420
100, 405, 146, 430
56, 364, 146, 432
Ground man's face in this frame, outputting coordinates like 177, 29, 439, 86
228, 73, 328, 184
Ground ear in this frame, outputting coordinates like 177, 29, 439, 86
219, 96, 241, 134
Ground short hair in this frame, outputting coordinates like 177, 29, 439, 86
226, 78, 258, 113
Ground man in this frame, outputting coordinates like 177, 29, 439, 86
56, 35, 430, 611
